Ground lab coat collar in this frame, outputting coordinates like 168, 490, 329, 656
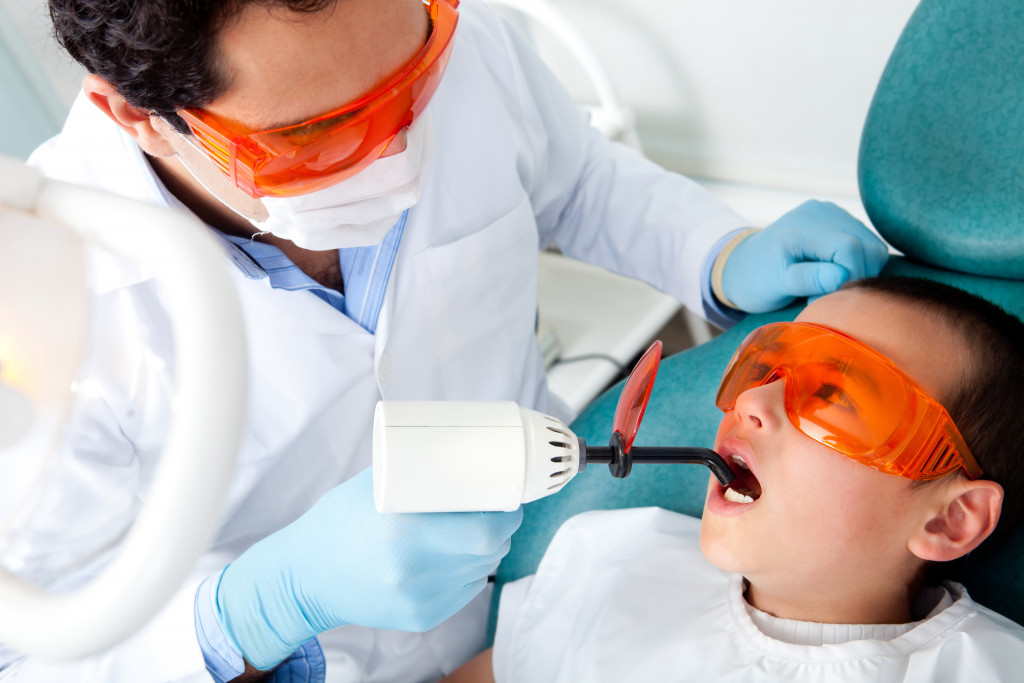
32, 94, 373, 338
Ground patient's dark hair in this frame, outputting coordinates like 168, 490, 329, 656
841, 276, 1024, 543
48, 0, 335, 134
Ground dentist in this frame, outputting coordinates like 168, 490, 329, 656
15, 0, 888, 681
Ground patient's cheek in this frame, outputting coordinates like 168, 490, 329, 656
715, 414, 734, 439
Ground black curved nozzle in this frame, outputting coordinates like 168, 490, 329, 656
579, 436, 736, 487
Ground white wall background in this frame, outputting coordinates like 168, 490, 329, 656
3, 0, 83, 106
1, 0, 921, 196
0, 0, 84, 157
498, 0, 920, 198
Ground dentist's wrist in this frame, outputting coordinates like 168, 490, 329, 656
196, 571, 247, 682
711, 227, 760, 310
205, 564, 328, 681
215, 560, 305, 671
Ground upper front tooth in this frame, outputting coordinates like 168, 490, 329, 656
730, 455, 750, 470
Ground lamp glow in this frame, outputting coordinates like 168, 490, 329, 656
0, 154, 247, 659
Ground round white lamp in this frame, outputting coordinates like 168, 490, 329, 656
0, 155, 247, 658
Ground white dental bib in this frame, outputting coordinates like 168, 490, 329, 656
494, 508, 1024, 683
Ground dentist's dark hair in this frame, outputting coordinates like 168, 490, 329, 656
840, 276, 1024, 544
48, 0, 335, 134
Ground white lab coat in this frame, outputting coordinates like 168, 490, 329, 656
493, 508, 1024, 683
3, 1, 748, 680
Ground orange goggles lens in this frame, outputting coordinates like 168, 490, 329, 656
715, 322, 982, 481
178, 0, 459, 198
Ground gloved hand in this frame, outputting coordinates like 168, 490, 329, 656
214, 467, 523, 670
720, 200, 889, 313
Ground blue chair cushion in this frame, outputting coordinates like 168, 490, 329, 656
858, 0, 1024, 278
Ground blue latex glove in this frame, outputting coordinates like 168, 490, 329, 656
721, 200, 889, 313
215, 467, 523, 670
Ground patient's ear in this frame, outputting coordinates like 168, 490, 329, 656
909, 479, 1004, 562
82, 74, 178, 157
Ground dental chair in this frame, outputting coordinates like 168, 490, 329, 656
494, 0, 1024, 629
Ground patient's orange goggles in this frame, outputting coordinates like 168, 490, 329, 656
716, 322, 982, 481
178, 0, 459, 198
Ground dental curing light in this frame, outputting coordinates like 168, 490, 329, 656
373, 342, 735, 513
0, 155, 246, 658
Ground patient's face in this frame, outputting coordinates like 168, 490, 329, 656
699, 289, 969, 621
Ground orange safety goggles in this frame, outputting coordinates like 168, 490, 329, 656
178, 0, 460, 199
715, 322, 982, 481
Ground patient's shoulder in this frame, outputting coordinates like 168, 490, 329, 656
956, 588, 1024, 641
914, 582, 1024, 677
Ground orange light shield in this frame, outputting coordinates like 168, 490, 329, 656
715, 322, 982, 481
179, 0, 460, 198
612, 340, 663, 453
579, 339, 735, 485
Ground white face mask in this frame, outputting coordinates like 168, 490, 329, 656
176, 109, 435, 251
254, 109, 436, 250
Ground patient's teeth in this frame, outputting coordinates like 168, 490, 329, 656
731, 455, 750, 470
724, 487, 754, 504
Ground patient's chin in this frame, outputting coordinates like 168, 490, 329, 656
698, 522, 747, 574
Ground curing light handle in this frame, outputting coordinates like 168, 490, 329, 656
579, 434, 736, 487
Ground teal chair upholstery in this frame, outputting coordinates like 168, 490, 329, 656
494, 0, 1024, 633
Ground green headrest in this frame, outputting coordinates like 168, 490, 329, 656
494, 260, 1024, 633
859, 0, 1024, 277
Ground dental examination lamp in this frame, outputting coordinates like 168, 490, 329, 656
374, 341, 735, 512
0, 155, 246, 658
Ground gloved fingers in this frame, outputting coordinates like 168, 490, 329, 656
370, 504, 518, 550
773, 201, 889, 278
782, 261, 850, 298
482, 506, 524, 538
419, 536, 511, 591
419, 508, 523, 555
772, 200, 862, 235
389, 577, 490, 633
784, 229, 869, 282
863, 238, 890, 276
817, 225, 888, 280
220, 470, 518, 652
411, 534, 510, 589
440, 559, 502, 591
444, 576, 491, 618
466, 535, 514, 577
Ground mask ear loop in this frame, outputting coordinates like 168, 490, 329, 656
171, 127, 269, 225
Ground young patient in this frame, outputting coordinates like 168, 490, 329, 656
445, 276, 1024, 682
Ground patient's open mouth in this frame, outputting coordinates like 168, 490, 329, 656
723, 455, 762, 504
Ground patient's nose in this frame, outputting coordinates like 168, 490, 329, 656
734, 378, 786, 432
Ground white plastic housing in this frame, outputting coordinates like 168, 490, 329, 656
373, 401, 580, 512
0, 155, 246, 659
